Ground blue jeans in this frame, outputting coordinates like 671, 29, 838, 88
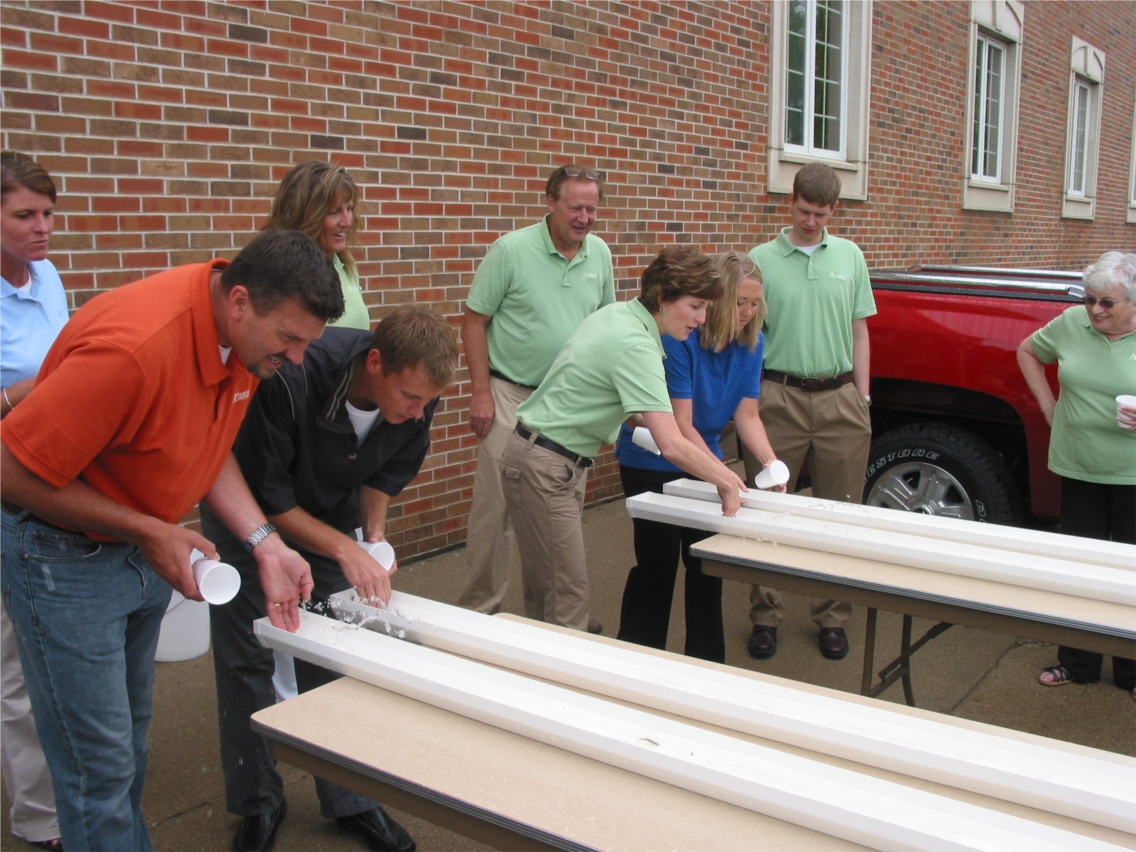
1, 509, 171, 852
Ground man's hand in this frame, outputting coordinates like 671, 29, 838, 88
468, 390, 496, 440
344, 534, 394, 607
254, 534, 313, 632
139, 521, 217, 601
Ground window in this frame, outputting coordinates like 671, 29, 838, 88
768, 0, 871, 200
785, 0, 847, 157
1129, 87, 1136, 224
1062, 37, 1105, 220
971, 34, 1006, 182
962, 1, 1023, 213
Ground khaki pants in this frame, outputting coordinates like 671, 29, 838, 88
456, 377, 533, 613
500, 430, 590, 631
742, 380, 872, 629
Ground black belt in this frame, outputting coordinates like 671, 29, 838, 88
515, 424, 594, 468
763, 370, 854, 392
0, 501, 80, 534
489, 369, 537, 391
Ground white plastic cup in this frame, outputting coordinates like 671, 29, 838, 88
358, 540, 396, 572
754, 460, 790, 490
1117, 395, 1136, 430
632, 426, 662, 455
190, 553, 241, 605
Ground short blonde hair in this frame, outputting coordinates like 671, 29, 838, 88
371, 305, 459, 389
264, 160, 359, 279
700, 252, 764, 353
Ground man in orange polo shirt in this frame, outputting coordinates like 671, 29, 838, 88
0, 229, 343, 852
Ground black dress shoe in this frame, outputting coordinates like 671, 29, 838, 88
233, 800, 287, 852
747, 625, 777, 659
819, 627, 849, 660
337, 806, 416, 851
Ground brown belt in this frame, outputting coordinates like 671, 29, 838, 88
763, 370, 854, 392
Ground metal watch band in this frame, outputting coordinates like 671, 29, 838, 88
243, 523, 277, 552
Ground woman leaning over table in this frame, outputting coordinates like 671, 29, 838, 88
614, 251, 784, 663
264, 160, 371, 330
0, 151, 65, 851
1017, 250, 1136, 698
501, 246, 748, 634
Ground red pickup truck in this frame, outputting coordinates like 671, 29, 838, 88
864, 265, 1085, 526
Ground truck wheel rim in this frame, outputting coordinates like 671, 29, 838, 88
866, 462, 974, 521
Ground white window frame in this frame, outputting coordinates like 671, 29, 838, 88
1128, 86, 1136, 225
971, 34, 1006, 183
768, 0, 871, 201
962, 1, 1023, 213
784, 0, 849, 159
1062, 37, 1105, 221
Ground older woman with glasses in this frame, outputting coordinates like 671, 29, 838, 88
1017, 251, 1136, 698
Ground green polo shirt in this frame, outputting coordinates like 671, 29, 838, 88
327, 253, 371, 331
516, 298, 673, 458
467, 216, 615, 387
1030, 306, 1136, 485
749, 227, 875, 377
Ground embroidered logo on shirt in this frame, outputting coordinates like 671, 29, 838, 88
233, 390, 251, 402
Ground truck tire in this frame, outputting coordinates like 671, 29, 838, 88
862, 423, 1020, 525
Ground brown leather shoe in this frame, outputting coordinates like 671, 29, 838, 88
746, 625, 777, 659
818, 627, 849, 660
587, 618, 603, 634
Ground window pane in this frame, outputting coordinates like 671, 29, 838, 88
983, 42, 1002, 178
786, 1, 807, 147
1071, 81, 1090, 194
814, 0, 842, 151
972, 39, 985, 175
784, 0, 843, 155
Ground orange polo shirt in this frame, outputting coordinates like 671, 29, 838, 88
1, 260, 259, 539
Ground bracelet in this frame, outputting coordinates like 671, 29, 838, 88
243, 522, 277, 552
1, 388, 12, 411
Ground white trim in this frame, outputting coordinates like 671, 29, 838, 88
767, 0, 871, 200
1062, 37, 1106, 220
624, 492, 1136, 605
962, 1, 1024, 212
662, 479, 1136, 571
255, 611, 1128, 851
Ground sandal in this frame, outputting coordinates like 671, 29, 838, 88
1038, 665, 1074, 687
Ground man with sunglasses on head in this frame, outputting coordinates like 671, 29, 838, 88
458, 165, 614, 630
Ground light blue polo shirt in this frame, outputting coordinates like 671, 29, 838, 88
2, 258, 70, 387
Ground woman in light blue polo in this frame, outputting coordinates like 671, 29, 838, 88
615, 251, 783, 662
1, 150, 66, 851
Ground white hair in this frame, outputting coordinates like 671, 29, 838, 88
1083, 251, 1136, 302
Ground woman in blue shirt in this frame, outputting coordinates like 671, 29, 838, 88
1, 150, 65, 851
615, 251, 783, 662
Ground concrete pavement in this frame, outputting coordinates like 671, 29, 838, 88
4, 495, 1134, 851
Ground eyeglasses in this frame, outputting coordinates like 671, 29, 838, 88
561, 167, 602, 181
1083, 295, 1121, 309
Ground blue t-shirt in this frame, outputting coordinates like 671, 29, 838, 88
1, 258, 69, 388
616, 328, 764, 472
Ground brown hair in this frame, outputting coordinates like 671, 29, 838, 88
222, 229, 344, 322
371, 305, 459, 389
700, 252, 764, 353
639, 246, 723, 313
264, 160, 359, 278
545, 163, 605, 202
791, 162, 841, 208
1, 151, 57, 203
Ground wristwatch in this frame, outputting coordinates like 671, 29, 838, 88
243, 523, 277, 552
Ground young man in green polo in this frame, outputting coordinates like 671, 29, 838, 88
743, 162, 876, 662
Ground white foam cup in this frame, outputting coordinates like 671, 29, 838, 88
632, 426, 662, 455
1117, 395, 1136, 429
754, 460, 790, 490
358, 540, 396, 572
190, 553, 241, 605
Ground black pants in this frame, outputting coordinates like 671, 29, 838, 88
201, 505, 379, 818
1055, 477, 1135, 691
616, 465, 724, 663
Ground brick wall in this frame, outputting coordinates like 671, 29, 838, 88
2, 1, 1133, 558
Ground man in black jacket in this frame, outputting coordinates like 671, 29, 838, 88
202, 306, 459, 852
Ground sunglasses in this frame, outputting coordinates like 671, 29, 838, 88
1083, 295, 1121, 309
562, 167, 602, 180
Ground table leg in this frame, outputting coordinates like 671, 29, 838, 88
860, 607, 878, 696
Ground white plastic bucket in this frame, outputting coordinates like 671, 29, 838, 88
154, 591, 211, 662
